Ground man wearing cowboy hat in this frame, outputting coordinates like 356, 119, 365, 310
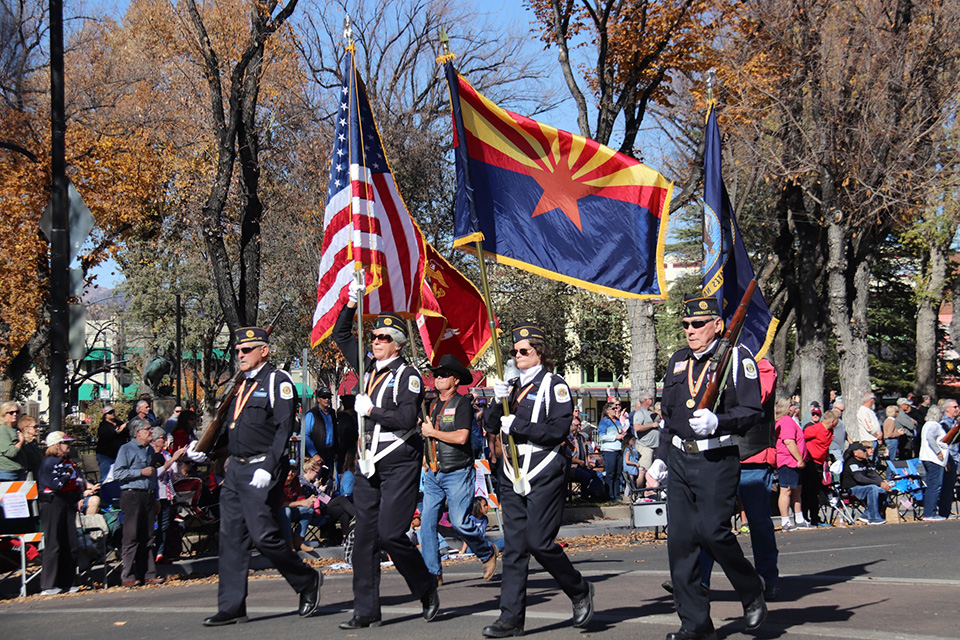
420, 354, 498, 585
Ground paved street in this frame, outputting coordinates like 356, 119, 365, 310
1, 519, 956, 639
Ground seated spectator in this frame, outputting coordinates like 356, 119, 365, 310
338, 450, 355, 501
919, 405, 951, 521
457, 497, 504, 555
566, 417, 604, 500
841, 442, 892, 525
287, 459, 356, 551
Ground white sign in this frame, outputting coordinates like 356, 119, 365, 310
1, 494, 29, 519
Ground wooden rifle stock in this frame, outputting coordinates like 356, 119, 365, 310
697, 280, 757, 412
194, 304, 288, 454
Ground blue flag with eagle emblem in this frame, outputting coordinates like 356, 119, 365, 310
701, 104, 778, 358
444, 62, 672, 299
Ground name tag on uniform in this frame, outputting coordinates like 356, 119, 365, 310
252, 391, 268, 398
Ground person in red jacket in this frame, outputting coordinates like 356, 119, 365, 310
801, 408, 836, 527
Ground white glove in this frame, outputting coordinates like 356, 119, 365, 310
348, 279, 364, 304
648, 459, 667, 483
185, 440, 208, 463
500, 414, 516, 436
493, 381, 511, 402
689, 408, 719, 437
249, 468, 271, 489
355, 394, 374, 417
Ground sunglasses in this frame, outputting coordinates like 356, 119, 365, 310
433, 370, 455, 378
370, 333, 394, 343
510, 347, 533, 357
235, 345, 261, 354
681, 319, 712, 330
5, 410, 19, 415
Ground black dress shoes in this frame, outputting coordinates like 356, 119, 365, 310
202, 611, 248, 627
421, 583, 440, 621
571, 581, 594, 627
298, 569, 323, 617
665, 629, 717, 640
338, 615, 382, 629
482, 619, 524, 637
743, 592, 767, 631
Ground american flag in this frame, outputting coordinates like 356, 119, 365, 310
311, 56, 426, 346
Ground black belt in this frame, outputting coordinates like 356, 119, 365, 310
123, 488, 150, 492
233, 453, 268, 464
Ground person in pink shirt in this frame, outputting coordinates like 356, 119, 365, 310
801, 408, 835, 527
776, 399, 808, 530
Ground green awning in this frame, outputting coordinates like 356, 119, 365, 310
78, 383, 101, 401
83, 348, 112, 361
295, 382, 314, 398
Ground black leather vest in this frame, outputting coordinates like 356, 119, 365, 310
431, 393, 474, 473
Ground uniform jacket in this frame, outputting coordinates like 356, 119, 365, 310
226, 362, 299, 474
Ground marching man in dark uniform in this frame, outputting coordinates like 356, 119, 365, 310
332, 289, 439, 629
482, 323, 594, 638
188, 327, 321, 626
648, 296, 767, 640
420, 353, 499, 584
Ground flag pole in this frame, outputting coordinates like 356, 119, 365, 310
436, 28, 524, 491
407, 318, 439, 472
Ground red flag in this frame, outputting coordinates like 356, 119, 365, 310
417, 243, 497, 367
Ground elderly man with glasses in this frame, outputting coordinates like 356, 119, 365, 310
187, 326, 322, 626
647, 295, 767, 640
0, 401, 26, 481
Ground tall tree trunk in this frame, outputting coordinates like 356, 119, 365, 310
915, 242, 948, 396
627, 299, 656, 403
826, 221, 873, 427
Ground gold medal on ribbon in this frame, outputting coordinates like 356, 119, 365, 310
229, 421, 236, 430
686, 399, 696, 409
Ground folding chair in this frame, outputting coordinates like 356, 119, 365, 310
887, 459, 925, 521
173, 478, 218, 556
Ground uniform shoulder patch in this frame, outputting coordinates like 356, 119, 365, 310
554, 383, 571, 403
408, 374, 421, 394
279, 381, 294, 400
742, 359, 758, 379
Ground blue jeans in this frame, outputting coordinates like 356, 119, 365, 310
884, 438, 899, 463
289, 505, 327, 538
922, 461, 944, 518
701, 465, 779, 589
850, 484, 886, 521
0, 469, 25, 481
420, 465, 494, 577
602, 450, 620, 499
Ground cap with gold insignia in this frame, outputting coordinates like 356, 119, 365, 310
374, 312, 408, 338
511, 322, 546, 343
682, 294, 721, 319
235, 326, 269, 346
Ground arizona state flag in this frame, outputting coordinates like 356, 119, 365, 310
417, 243, 497, 367
701, 104, 778, 357
444, 63, 671, 299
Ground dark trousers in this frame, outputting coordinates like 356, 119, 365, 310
39, 495, 78, 591
801, 462, 825, 525
324, 496, 356, 534
499, 455, 588, 626
667, 445, 763, 634
217, 460, 315, 616
155, 498, 174, 557
120, 489, 157, 583
352, 441, 431, 618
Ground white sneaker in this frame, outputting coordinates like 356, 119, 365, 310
40, 588, 63, 596
781, 520, 797, 531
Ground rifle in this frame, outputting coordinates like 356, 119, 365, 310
424, 398, 439, 474
194, 304, 287, 454
697, 280, 757, 412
